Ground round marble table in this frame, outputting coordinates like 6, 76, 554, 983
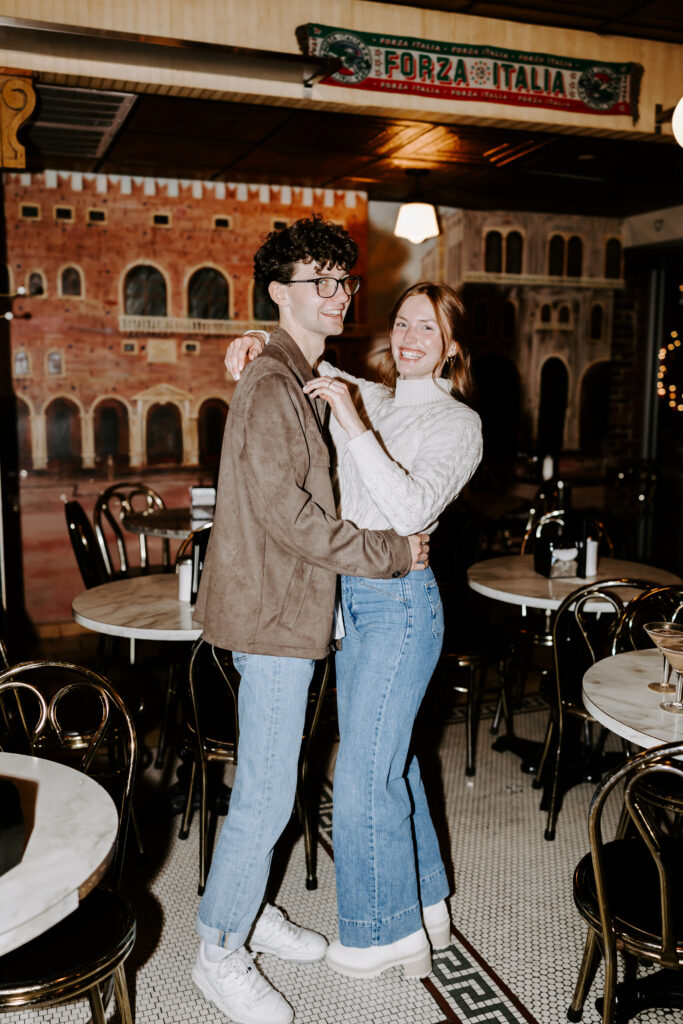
467, 555, 681, 612
0, 751, 118, 955
72, 573, 202, 641
583, 648, 683, 749
123, 506, 194, 540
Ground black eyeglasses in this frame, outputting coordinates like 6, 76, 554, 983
288, 276, 361, 298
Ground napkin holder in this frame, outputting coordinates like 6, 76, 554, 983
190, 485, 216, 528
533, 513, 587, 579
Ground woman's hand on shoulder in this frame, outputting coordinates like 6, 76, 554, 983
303, 376, 367, 439
225, 333, 266, 380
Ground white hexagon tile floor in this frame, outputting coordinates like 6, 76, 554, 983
10, 707, 675, 1024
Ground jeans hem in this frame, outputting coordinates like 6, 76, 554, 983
196, 916, 249, 952
338, 904, 424, 947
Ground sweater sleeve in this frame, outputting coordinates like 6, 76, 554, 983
241, 371, 412, 577
345, 408, 483, 535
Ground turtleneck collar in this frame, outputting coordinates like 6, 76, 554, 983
393, 376, 453, 407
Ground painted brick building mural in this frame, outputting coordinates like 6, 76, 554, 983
4, 171, 367, 474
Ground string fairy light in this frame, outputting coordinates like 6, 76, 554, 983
658, 323, 683, 411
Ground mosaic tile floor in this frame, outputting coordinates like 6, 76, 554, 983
10, 706, 674, 1024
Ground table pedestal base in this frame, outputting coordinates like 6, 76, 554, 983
588, 969, 683, 1024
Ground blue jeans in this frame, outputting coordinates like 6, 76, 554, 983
196, 652, 315, 950
333, 569, 449, 947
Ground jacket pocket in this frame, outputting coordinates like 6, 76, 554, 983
277, 559, 314, 629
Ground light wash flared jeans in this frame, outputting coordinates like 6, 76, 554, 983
333, 568, 449, 947
196, 651, 315, 951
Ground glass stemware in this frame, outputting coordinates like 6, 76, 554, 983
657, 638, 683, 714
643, 621, 683, 693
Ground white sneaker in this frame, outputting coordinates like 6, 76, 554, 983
325, 927, 431, 979
423, 900, 452, 949
192, 943, 293, 1024
250, 904, 327, 962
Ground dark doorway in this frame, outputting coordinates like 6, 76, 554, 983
579, 361, 611, 454
94, 399, 130, 468
45, 397, 82, 470
472, 354, 521, 462
198, 398, 228, 468
537, 358, 568, 457
147, 403, 182, 464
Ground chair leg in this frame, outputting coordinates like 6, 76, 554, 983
87, 983, 107, 1024
178, 759, 197, 840
532, 714, 555, 790
155, 661, 177, 769
490, 690, 504, 735
465, 663, 477, 777
113, 963, 135, 1024
297, 751, 318, 890
129, 800, 145, 857
567, 928, 602, 1022
543, 721, 564, 841
198, 758, 209, 896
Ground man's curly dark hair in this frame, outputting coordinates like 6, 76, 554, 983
253, 214, 359, 291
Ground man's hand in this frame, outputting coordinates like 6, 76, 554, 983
408, 533, 430, 571
225, 333, 266, 380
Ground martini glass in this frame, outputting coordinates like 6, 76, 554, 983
658, 638, 683, 713
643, 622, 683, 692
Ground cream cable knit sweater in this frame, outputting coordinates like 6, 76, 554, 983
318, 360, 482, 536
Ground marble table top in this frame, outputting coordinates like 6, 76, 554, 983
123, 506, 194, 539
583, 648, 683, 749
72, 573, 202, 641
467, 555, 681, 612
0, 751, 118, 955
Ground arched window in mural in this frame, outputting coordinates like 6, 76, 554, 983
604, 238, 622, 279
199, 398, 229, 468
502, 301, 516, 339
13, 349, 29, 377
540, 304, 552, 323
188, 267, 229, 320
472, 301, 488, 337
45, 397, 82, 469
94, 399, 130, 468
472, 355, 521, 459
590, 304, 604, 339
47, 350, 64, 376
505, 231, 523, 274
548, 235, 565, 276
537, 358, 568, 458
567, 236, 583, 278
16, 397, 32, 469
484, 231, 503, 273
124, 265, 167, 316
29, 271, 45, 296
558, 305, 571, 325
61, 266, 82, 297
252, 281, 273, 320
146, 403, 182, 465
580, 361, 611, 454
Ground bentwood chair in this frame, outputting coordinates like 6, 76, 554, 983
179, 639, 330, 894
613, 584, 683, 652
569, 741, 683, 1024
537, 578, 653, 841
65, 500, 110, 590
0, 660, 138, 1023
94, 480, 170, 577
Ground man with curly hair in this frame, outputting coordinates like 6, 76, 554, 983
191, 215, 428, 1024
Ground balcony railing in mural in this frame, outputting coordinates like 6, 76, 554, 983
463, 272, 624, 289
118, 315, 368, 336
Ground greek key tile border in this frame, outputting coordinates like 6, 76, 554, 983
318, 782, 540, 1024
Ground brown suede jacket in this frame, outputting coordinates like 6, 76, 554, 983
193, 326, 411, 659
